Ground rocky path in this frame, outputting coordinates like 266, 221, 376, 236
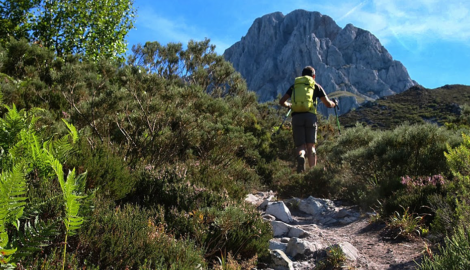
246, 192, 427, 270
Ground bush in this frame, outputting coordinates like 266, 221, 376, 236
418, 226, 470, 270
320, 123, 459, 211
79, 198, 206, 269
123, 167, 272, 263
66, 137, 136, 200
430, 133, 470, 234
277, 166, 344, 199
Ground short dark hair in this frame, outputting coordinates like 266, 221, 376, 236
301, 66, 315, 77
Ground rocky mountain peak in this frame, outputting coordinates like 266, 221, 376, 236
223, 10, 415, 115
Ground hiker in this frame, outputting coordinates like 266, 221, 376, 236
279, 66, 338, 172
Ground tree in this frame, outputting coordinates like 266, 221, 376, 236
0, 0, 39, 42
0, 0, 136, 60
129, 39, 250, 98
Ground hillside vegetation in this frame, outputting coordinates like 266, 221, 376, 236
339, 84, 470, 129
2, 3, 470, 268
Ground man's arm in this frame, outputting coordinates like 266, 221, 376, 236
279, 93, 291, 109
320, 96, 337, 108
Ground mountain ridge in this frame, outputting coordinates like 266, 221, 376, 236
339, 84, 470, 130
224, 9, 415, 116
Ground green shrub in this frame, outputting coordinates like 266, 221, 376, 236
123, 166, 272, 263
382, 175, 445, 219
418, 226, 470, 270
430, 133, 470, 234
320, 123, 458, 211
169, 202, 272, 263
80, 198, 206, 269
277, 165, 344, 199
66, 137, 136, 200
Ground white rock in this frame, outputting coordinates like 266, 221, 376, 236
271, 221, 290, 237
270, 249, 294, 270
337, 242, 360, 261
288, 226, 309, 238
271, 221, 309, 238
269, 240, 288, 252
286, 237, 323, 257
266, 202, 294, 223
298, 196, 325, 217
263, 214, 276, 222
259, 195, 275, 210
245, 194, 259, 205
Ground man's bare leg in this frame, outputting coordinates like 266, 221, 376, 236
306, 143, 316, 167
296, 144, 307, 172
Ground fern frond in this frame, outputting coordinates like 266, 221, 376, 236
43, 120, 78, 162
48, 157, 86, 235
44, 135, 75, 163
0, 104, 27, 153
63, 169, 86, 236
0, 162, 27, 267
0, 162, 27, 228
11, 217, 60, 260
62, 119, 78, 144
10, 130, 50, 178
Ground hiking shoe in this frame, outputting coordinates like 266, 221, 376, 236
296, 155, 305, 173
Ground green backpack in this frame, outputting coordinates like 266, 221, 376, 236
292, 76, 316, 113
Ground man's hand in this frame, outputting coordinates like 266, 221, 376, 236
332, 98, 338, 107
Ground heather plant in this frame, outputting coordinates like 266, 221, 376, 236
418, 226, 470, 270
65, 137, 136, 200
124, 165, 272, 263
430, 133, 470, 234
319, 123, 458, 210
79, 198, 206, 269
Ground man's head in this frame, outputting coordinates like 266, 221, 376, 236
302, 66, 315, 78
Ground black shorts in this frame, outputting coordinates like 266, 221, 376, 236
292, 113, 317, 147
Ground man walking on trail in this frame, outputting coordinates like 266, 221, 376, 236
279, 66, 338, 173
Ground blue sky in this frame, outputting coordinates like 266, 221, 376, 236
126, 0, 470, 89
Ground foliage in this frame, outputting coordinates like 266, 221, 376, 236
0, 0, 136, 59
0, 0, 38, 43
66, 137, 136, 200
418, 226, 470, 270
318, 123, 459, 211
316, 244, 347, 270
0, 103, 92, 268
213, 252, 258, 270
429, 133, 470, 235
339, 85, 470, 130
79, 198, 206, 269
128, 38, 249, 98
277, 166, 343, 199
124, 167, 272, 262
385, 206, 428, 240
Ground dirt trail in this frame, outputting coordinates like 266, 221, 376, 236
290, 208, 427, 269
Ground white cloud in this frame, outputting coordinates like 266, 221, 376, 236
136, 6, 211, 46
356, 0, 470, 43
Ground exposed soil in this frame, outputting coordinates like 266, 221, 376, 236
291, 209, 428, 269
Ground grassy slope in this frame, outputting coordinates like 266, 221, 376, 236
339, 84, 470, 130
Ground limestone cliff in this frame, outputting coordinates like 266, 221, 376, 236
223, 10, 415, 115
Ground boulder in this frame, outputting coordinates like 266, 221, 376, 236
266, 201, 294, 223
